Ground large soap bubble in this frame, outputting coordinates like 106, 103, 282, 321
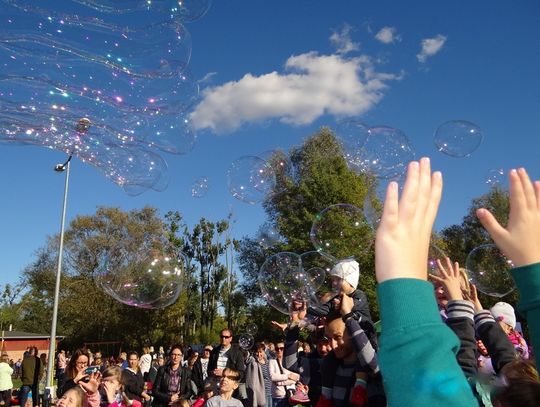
256, 223, 281, 249
0, 0, 201, 195
227, 156, 276, 204
191, 176, 208, 198
465, 244, 515, 298
258, 252, 303, 314
334, 119, 370, 174
96, 241, 187, 309
355, 126, 414, 180
258, 149, 294, 191
310, 204, 373, 259
245, 323, 258, 335
434, 120, 483, 158
238, 333, 254, 350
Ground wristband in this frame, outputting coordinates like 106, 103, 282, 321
342, 312, 354, 322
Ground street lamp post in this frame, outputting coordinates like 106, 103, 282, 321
44, 154, 72, 406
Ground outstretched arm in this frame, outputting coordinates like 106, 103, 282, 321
476, 167, 540, 367
375, 158, 476, 407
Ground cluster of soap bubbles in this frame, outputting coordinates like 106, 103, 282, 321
237, 324, 257, 350
95, 238, 188, 309
258, 251, 339, 314
0, 0, 212, 195
227, 149, 294, 204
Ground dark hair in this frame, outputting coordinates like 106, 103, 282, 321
170, 344, 184, 355
66, 349, 91, 379
222, 367, 240, 382
221, 328, 233, 337
491, 379, 540, 406
254, 342, 266, 352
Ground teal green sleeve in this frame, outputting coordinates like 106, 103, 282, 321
376, 279, 476, 407
510, 262, 540, 367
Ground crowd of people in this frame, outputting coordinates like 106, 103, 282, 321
1, 158, 539, 407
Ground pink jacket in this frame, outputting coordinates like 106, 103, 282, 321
268, 359, 297, 399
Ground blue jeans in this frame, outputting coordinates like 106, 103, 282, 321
265, 395, 273, 407
19, 385, 38, 407
272, 397, 288, 407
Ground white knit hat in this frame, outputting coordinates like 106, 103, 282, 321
490, 302, 516, 329
330, 259, 360, 290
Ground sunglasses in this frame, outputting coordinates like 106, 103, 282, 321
220, 335, 231, 339
277, 347, 285, 351
204, 349, 212, 352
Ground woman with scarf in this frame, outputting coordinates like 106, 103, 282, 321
151, 345, 192, 407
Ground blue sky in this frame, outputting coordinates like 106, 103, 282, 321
1, 0, 539, 287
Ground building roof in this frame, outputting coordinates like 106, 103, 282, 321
1, 330, 65, 340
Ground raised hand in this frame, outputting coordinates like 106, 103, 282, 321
430, 257, 463, 301
477, 168, 540, 267
375, 158, 443, 282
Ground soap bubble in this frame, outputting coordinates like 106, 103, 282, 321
258, 149, 294, 189
334, 119, 370, 174
256, 223, 281, 249
427, 244, 447, 276
434, 120, 483, 158
227, 156, 276, 204
310, 204, 373, 259
245, 323, 258, 335
485, 168, 506, 189
238, 333, 254, 350
0, 0, 200, 195
96, 241, 187, 309
177, 0, 213, 22
258, 252, 303, 314
466, 244, 515, 297
363, 193, 382, 229
191, 176, 208, 198
299, 251, 340, 306
357, 126, 414, 179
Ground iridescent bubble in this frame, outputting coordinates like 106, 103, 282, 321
227, 156, 276, 204
310, 204, 373, 259
434, 120, 483, 158
258, 149, 294, 191
258, 252, 302, 314
245, 323, 258, 335
485, 168, 507, 189
334, 119, 370, 174
238, 333, 254, 350
96, 241, 187, 309
362, 193, 382, 229
256, 223, 281, 249
466, 244, 515, 298
300, 251, 339, 307
191, 176, 208, 198
357, 126, 414, 180
427, 244, 447, 276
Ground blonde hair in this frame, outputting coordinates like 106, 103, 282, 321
459, 268, 471, 297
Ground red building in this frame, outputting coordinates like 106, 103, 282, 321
1, 330, 64, 361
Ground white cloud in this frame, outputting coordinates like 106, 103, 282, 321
417, 34, 447, 63
375, 27, 401, 44
190, 52, 401, 133
330, 24, 360, 55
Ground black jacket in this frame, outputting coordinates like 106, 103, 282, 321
151, 364, 192, 407
191, 357, 210, 393
122, 369, 145, 401
207, 344, 245, 382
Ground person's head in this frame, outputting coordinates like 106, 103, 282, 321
67, 349, 91, 379
40, 353, 47, 364
330, 259, 360, 295
101, 365, 123, 393
118, 352, 127, 362
267, 343, 275, 352
500, 359, 539, 383
127, 351, 139, 371
275, 342, 285, 360
1, 354, 9, 363
254, 343, 266, 363
56, 386, 86, 407
202, 345, 212, 359
28, 346, 38, 357
311, 329, 331, 357
303, 342, 312, 354
490, 302, 517, 334
433, 282, 448, 308
169, 344, 183, 366
157, 356, 165, 366
202, 381, 215, 400
220, 329, 233, 347
324, 314, 353, 360
491, 379, 540, 407
94, 357, 102, 366
219, 368, 240, 395
188, 352, 198, 368
142, 346, 150, 355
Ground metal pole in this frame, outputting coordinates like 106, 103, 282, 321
45, 157, 71, 397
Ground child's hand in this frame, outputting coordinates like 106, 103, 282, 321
375, 158, 443, 282
477, 167, 540, 268
430, 257, 463, 301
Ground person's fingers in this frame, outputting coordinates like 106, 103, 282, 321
381, 181, 399, 226
414, 157, 432, 220
425, 171, 443, 227
444, 257, 454, 276
428, 274, 444, 283
399, 161, 420, 220
508, 169, 526, 215
476, 208, 507, 242
518, 168, 536, 209
452, 261, 460, 278
435, 259, 449, 278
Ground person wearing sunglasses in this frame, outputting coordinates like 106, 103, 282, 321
208, 329, 246, 400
